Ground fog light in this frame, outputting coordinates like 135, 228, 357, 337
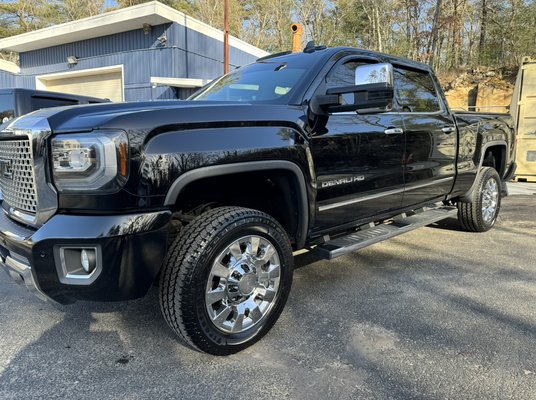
80, 249, 96, 273
55, 246, 101, 285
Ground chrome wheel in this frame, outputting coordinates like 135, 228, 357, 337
205, 235, 281, 334
482, 177, 499, 223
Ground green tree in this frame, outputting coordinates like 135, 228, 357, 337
61, 0, 105, 20
2, 0, 536, 70
117, 0, 193, 9
0, 0, 64, 35
241, 0, 294, 52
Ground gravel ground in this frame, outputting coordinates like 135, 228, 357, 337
1, 193, 535, 400
508, 181, 536, 196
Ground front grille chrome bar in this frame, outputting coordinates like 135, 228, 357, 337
0, 139, 38, 215
0, 115, 58, 227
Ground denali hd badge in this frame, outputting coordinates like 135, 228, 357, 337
0, 158, 13, 180
321, 176, 365, 188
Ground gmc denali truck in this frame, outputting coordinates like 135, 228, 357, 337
0, 46, 516, 355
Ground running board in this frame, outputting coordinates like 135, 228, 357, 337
315, 205, 458, 260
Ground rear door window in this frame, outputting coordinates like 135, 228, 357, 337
394, 68, 441, 112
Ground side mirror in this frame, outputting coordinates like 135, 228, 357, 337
311, 63, 394, 114
354, 63, 393, 87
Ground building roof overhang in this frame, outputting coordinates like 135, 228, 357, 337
0, 59, 20, 74
150, 77, 211, 88
0, 1, 268, 58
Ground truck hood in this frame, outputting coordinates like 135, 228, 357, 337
16, 101, 303, 134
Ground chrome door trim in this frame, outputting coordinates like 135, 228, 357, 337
318, 187, 405, 212
318, 177, 454, 212
405, 177, 454, 192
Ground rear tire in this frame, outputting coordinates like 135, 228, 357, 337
159, 206, 293, 355
457, 167, 501, 232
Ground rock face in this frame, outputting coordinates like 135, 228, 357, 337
474, 85, 513, 113
439, 67, 516, 113
444, 85, 477, 111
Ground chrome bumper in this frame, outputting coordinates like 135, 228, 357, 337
0, 253, 55, 304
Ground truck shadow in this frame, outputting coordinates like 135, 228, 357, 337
427, 216, 464, 231
0, 287, 204, 398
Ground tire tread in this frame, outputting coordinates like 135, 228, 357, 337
159, 206, 292, 354
457, 167, 501, 232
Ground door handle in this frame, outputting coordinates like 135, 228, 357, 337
441, 126, 455, 134
384, 128, 404, 136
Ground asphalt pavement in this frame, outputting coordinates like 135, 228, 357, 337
1, 187, 535, 399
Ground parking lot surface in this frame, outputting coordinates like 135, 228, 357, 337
1, 191, 535, 400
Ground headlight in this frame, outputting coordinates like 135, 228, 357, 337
51, 130, 128, 192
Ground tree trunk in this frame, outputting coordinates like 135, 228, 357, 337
405, 0, 412, 57
427, 0, 442, 66
478, 0, 487, 64
451, 0, 459, 68
374, 5, 383, 52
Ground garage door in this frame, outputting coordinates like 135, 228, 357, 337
38, 69, 123, 102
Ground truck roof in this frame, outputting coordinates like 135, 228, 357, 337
258, 46, 433, 73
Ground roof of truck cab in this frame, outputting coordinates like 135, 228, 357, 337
258, 46, 433, 72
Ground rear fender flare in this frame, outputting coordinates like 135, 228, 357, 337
458, 140, 507, 203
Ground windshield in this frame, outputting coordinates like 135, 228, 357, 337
191, 61, 307, 103
0, 94, 15, 125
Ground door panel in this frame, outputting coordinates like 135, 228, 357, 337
393, 66, 457, 207
312, 112, 405, 231
402, 113, 457, 205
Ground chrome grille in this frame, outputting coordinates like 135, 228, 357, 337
0, 139, 37, 214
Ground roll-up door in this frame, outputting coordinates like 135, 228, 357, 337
37, 67, 123, 102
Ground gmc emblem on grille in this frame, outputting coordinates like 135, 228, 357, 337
0, 158, 13, 180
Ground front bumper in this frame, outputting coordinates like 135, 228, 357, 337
0, 253, 51, 303
0, 209, 171, 304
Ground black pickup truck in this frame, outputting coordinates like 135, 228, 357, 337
0, 88, 108, 126
0, 46, 516, 355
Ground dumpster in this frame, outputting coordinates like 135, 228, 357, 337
511, 57, 536, 181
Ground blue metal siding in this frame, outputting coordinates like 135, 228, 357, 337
20, 24, 171, 69
3, 21, 264, 101
0, 70, 17, 88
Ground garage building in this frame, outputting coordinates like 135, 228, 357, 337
0, 1, 268, 102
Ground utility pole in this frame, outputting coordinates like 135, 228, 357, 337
224, 0, 229, 74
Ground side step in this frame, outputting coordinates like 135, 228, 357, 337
315, 205, 458, 260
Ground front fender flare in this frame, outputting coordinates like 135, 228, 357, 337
164, 161, 309, 248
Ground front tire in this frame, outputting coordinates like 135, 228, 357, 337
457, 167, 501, 232
159, 207, 293, 355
